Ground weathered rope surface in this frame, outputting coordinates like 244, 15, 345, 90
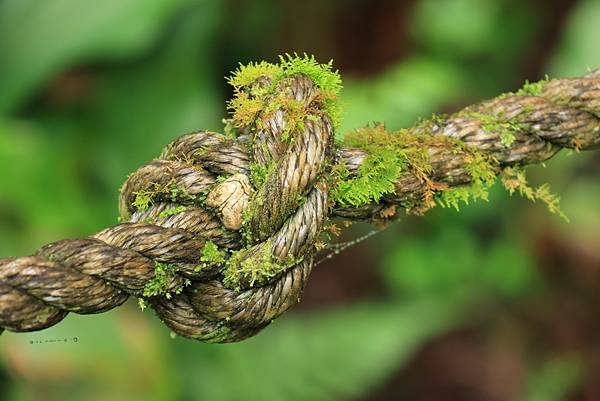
1, 59, 599, 343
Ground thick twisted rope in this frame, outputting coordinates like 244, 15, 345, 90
1, 57, 599, 343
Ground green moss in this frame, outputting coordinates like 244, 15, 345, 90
501, 166, 568, 221
239, 208, 255, 246
515, 75, 550, 96
248, 161, 274, 188
332, 125, 432, 208
137, 297, 147, 311
131, 183, 201, 214
437, 151, 497, 210
132, 189, 154, 212
465, 111, 525, 148
278, 53, 342, 95
222, 241, 303, 290
143, 262, 188, 299
158, 205, 187, 219
227, 93, 264, 127
226, 53, 343, 130
500, 132, 516, 147
196, 241, 227, 272
331, 151, 400, 208
227, 61, 283, 93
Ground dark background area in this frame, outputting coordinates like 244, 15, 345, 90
1, 0, 599, 400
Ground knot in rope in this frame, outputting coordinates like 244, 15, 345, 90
1, 57, 599, 343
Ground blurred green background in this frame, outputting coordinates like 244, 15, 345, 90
1, 0, 599, 400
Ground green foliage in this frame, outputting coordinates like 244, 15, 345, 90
501, 167, 569, 221
516, 75, 551, 96
382, 226, 540, 300
523, 355, 582, 401
332, 125, 433, 208
437, 151, 497, 210
549, 0, 600, 76
132, 189, 154, 212
197, 240, 227, 272
143, 262, 187, 299
158, 205, 187, 219
227, 53, 343, 128
0, 0, 190, 113
222, 242, 302, 290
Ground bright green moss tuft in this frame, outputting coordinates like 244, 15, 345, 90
500, 132, 516, 147
143, 262, 188, 299
332, 125, 432, 208
248, 161, 274, 188
437, 151, 497, 210
501, 166, 569, 221
331, 151, 401, 208
222, 242, 303, 290
227, 61, 283, 92
278, 53, 342, 95
516, 75, 550, 97
158, 205, 187, 219
132, 189, 154, 212
226, 53, 343, 129
199, 241, 227, 268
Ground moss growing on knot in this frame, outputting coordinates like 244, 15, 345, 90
226, 53, 343, 130
143, 262, 189, 299
196, 241, 227, 273
222, 240, 303, 291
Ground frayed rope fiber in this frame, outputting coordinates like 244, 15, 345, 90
1, 56, 599, 343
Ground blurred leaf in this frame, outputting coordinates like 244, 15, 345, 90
340, 57, 466, 133
0, 301, 177, 401
410, 0, 536, 60
168, 299, 466, 401
411, 0, 504, 56
521, 355, 582, 401
0, 1, 226, 255
0, 0, 191, 112
549, 0, 600, 76
381, 226, 539, 301
1, 298, 466, 401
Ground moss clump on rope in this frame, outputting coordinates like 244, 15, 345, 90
227, 53, 343, 129
159, 205, 187, 219
516, 75, 551, 97
197, 241, 227, 273
436, 150, 498, 210
222, 240, 304, 291
332, 124, 432, 208
501, 166, 568, 221
131, 183, 200, 214
143, 262, 189, 299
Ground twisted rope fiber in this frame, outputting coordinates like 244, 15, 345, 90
1, 60, 599, 343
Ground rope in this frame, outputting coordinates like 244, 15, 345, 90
1, 61, 599, 343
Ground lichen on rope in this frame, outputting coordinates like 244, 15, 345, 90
1, 55, 599, 343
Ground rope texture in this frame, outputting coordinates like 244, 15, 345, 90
1, 66, 599, 343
